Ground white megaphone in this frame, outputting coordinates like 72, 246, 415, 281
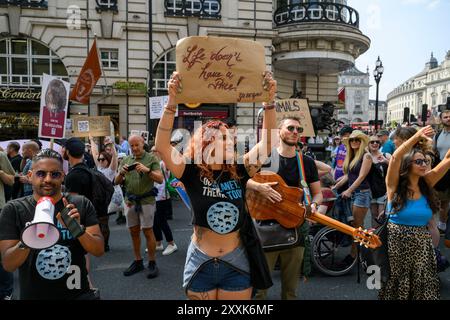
21, 197, 60, 249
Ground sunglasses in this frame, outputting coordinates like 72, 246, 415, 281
412, 159, 430, 167
286, 126, 304, 133
349, 138, 361, 143
98, 158, 106, 162
369, 141, 381, 145
35, 170, 63, 179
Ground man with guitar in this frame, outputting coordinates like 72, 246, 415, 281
248, 117, 323, 300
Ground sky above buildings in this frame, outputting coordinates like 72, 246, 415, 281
350, 0, 449, 101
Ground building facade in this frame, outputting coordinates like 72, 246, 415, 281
337, 67, 370, 126
0, 0, 370, 141
387, 52, 450, 125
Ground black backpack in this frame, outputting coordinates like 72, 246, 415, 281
77, 166, 114, 217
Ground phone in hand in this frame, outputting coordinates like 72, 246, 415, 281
127, 163, 138, 171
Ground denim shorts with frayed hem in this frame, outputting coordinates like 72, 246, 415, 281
351, 190, 372, 209
183, 241, 251, 293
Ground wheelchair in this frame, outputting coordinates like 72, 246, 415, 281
309, 195, 358, 277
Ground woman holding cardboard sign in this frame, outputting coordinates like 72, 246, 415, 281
155, 71, 277, 300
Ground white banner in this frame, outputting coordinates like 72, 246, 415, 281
149, 95, 178, 119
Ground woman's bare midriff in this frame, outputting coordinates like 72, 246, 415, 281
192, 225, 241, 257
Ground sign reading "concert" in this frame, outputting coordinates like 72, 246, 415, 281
175, 36, 269, 105
0, 88, 41, 101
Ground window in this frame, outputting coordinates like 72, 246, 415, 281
152, 49, 176, 96
96, 0, 118, 12
165, 0, 221, 18
0, 37, 68, 87
101, 49, 119, 70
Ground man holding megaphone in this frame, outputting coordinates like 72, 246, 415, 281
0, 149, 104, 300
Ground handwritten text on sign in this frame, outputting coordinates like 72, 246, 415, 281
275, 99, 316, 137
175, 36, 269, 105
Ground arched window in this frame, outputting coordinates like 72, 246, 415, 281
152, 49, 176, 96
0, 37, 68, 87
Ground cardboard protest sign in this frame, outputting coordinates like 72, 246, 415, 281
72, 116, 111, 137
275, 99, 315, 137
175, 36, 269, 105
38, 75, 70, 139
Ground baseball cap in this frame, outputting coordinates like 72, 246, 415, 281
62, 138, 85, 157
339, 126, 353, 137
376, 130, 390, 137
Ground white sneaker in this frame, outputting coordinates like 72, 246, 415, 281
162, 244, 178, 256
156, 244, 164, 251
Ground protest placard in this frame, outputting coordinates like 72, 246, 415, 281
38, 75, 70, 139
275, 99, 315, 137
72, 116, 111, 137
175, 36, 269, 105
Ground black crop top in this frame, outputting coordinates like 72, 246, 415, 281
180, 164, 250, 234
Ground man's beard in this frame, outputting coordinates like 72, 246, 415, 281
281, 136, 298, 147
35, 183, 60, 197
63, 150, 69, 161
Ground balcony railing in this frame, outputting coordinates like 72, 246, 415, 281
274, 2, 359, 28
96, 0, 118, 13
165, 0, 221, 19
0, 0, 48, 8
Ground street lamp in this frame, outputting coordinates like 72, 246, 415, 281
373, 56, 384, 132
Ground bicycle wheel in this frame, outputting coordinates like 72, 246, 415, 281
311, 226, 357, 276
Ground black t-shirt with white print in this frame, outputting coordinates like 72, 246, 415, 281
180, 164, 250, 235
0, 194, 98, 300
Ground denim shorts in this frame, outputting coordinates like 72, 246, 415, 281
183, 241, 251, 293
351, 190, 372, 209
371, 194, 387, 205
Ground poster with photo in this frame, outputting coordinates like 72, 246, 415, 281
38, 74, 70, 139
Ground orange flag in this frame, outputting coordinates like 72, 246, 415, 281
70, 39, 102, 104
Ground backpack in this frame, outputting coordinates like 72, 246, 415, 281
76, 166, 114, 217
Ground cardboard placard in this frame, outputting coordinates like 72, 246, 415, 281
275, 99, 315, 137
72, 116, 111, 137
38, 75, 70, 139
175, 36, 269, 104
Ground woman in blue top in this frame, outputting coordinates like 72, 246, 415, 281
380, 126, 450, 300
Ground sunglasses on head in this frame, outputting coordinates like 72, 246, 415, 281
349, 138, 361, 143
369, 141, 381, 145
35, 170, 63, 179
286, 126, 304, 133
412, 159, 430, 167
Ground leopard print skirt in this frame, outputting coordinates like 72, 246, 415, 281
379, 222, 440, 300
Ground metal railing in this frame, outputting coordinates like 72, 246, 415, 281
95, 0, 118, 13
165, 0, 221, 19
274, 2, 359, 28
0, 0, 47, 8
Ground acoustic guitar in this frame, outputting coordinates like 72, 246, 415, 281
246, 172, 382, 249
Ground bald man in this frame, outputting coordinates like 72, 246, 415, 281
19, 142, 40, 197
115, 135, 163, 279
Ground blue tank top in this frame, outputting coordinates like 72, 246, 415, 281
387, 196, 432, 227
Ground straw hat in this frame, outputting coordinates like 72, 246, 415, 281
343, 130, 369, 149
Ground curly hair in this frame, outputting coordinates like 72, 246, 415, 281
391, 149, 440, 214
185, 120, 240, 182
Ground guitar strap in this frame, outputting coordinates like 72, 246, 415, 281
296, 151, 312, 206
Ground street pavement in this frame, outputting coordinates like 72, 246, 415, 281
89, 199, 450, 300
12, 198, 450, 300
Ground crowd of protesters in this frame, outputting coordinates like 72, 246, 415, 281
0, 80, 449, 301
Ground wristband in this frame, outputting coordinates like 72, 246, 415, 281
263, 102, 276, 110
165, 105, 177, 113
